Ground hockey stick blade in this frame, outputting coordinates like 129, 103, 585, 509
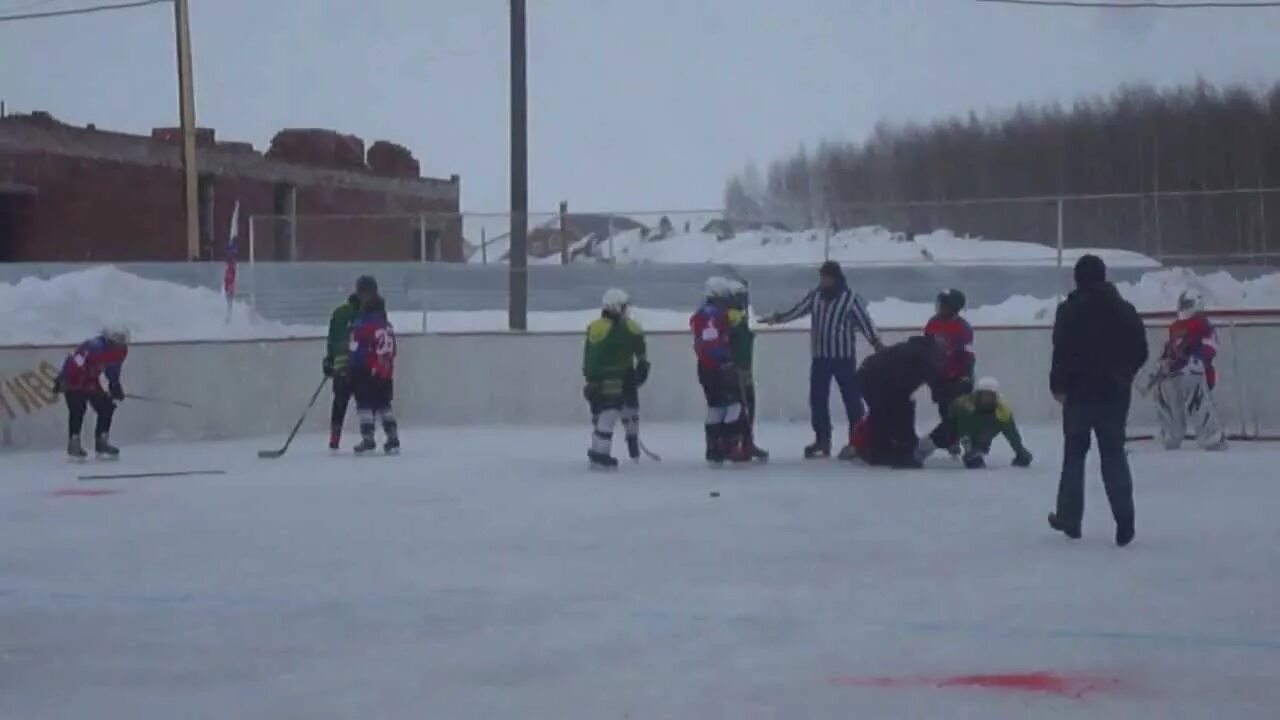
638, 440, 662, 462
257, 377, 329, 459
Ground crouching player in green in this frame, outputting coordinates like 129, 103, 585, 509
583, 288, 650, 469
953, 377, 1033, 469
727, 280, 770, 462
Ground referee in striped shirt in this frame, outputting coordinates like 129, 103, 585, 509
762, 261, 884, 458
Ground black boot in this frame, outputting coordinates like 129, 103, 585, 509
804, 436, 831, 459
67, 434, 88, 461
1048, 512, 1082, 540
1116, 524, 1135, 548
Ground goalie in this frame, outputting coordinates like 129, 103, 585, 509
1148, 289, 1227, 451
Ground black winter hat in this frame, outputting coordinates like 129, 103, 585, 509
819, 260, 845, 280
356, 275, 379, 295
937, 288, 966, 314
1073, 255, 1107, 288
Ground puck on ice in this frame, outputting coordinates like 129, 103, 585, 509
709, 491, 720, 498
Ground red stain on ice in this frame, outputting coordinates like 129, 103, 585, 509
829, 672, 1122, 698
49, 488, 120, 498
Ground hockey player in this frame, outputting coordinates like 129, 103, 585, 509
52, 327, 129, 460
323, 275, 380, 450
951, 377, 1034, 469
854, 335, 943, 468
919, 288, 975, 460
692, 277, 748, 464
1150, 289, 1227, 450
348, 295, 399, 455
582, 288, 649, 468
726, 279, 769, 462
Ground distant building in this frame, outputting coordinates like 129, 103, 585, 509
0, 112, 462, 263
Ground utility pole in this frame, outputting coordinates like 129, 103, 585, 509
508, 0, 528, 331
173, 0, 199, 260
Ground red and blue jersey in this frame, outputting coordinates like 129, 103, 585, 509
924, 315, 975, 382
350, 313, 397, 380
690, 302, 733, 370
1164, 314, 1217, 388
58, 335, 127, 393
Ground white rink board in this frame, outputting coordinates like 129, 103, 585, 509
2, 322, 1279, 451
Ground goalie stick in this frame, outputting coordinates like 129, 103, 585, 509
257, 377, 329, 459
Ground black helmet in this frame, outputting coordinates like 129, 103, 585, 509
937, 288, 966, 315
356, 275, 379, 296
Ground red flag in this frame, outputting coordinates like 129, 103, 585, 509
224, 201, 240, 299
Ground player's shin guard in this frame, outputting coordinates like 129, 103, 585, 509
590, 408, 620, 457
704, 406, 727, 463
723, 402, 749, 462
378, 409, 400, 453
355, 408, 377, 454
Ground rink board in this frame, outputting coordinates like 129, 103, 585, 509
2, 320, 1278, 451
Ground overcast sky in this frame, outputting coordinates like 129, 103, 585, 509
2, 0, 1278, 214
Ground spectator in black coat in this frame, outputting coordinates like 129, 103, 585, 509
1049, 255, 1149, 547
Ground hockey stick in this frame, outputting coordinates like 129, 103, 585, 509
636, 439, 662, 462
257, 377, 329, 459
124, 393, 194, 409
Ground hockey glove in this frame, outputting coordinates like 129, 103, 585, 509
635, 359, 651, 387
963, 452, 986, 470
1012, 450, 1033, 468
322, 356, 334, 378
51, 376, 65, 395
583, 382, 599, 404
108, 382, 125, 402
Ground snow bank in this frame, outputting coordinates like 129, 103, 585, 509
479, 224, 1161, 268
0, 266, 310, 346
4, 266, 1279, 345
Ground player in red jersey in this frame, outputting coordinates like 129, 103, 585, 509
916, 289, 975, 461
349, 295, 400, 455
1149, 289, 1226, 450
691, 277, 747, 464
53, 327, 129, 460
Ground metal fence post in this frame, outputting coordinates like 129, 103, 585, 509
1056, 197, 1065, 299
559, 200, 569, 265
481, 226, 488, 265
247, 215, 257, 322
418, 213, 428, 263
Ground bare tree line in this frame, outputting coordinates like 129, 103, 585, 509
726, 81, 1280, 259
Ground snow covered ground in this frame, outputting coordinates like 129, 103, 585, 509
2, 423, 1278, 719
5, 264, 1280, 344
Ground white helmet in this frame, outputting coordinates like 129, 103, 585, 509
1177, 288, 1204, 319
725, 279, 747, 295
602, 287, 630, 315
102, 325, 130, 344
705, 276, 734, 299
975, 376, 1000, 395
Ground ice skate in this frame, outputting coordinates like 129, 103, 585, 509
588, 449, 618, 470
383, 436, 401, 456
94, 433, 120, 461
353, 436, 377, 455
67, 435, 88, 462
748, 444, 770, 463
328, 426, 342, 452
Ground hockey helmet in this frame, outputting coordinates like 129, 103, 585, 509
1177, 288, 1204, 319
602, 287, 630, 315
936, 288, 966, 315
974, 376, 1000, 411
355, 274, 379, 297
704, 276, 734, 299
102, 325, 131, 344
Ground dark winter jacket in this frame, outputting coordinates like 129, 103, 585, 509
1050, 282, 1148, 403
858, 335, 943, 400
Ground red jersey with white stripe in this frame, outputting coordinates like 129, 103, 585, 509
924, 315, 975, 382
1164, 314, 1217, 388
690, 302, 733, 371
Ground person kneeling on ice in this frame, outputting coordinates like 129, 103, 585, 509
692, 277, 749, 465
1148, 289, 1227, 451
349, 295, 400, 455
726, 279, 769, 462
948, 377, 1033, 469
583, 288, 649, 468
52, 327, 129, 460
854, 335, 943, 468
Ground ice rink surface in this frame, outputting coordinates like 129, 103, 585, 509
3, 422, 1279, 719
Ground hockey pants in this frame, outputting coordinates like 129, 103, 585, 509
699, 364, 744, 452
352, 372, 397, 443
65, 391, 115, 439
587, 378, 640, 457
1155, 369, 1226, 450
